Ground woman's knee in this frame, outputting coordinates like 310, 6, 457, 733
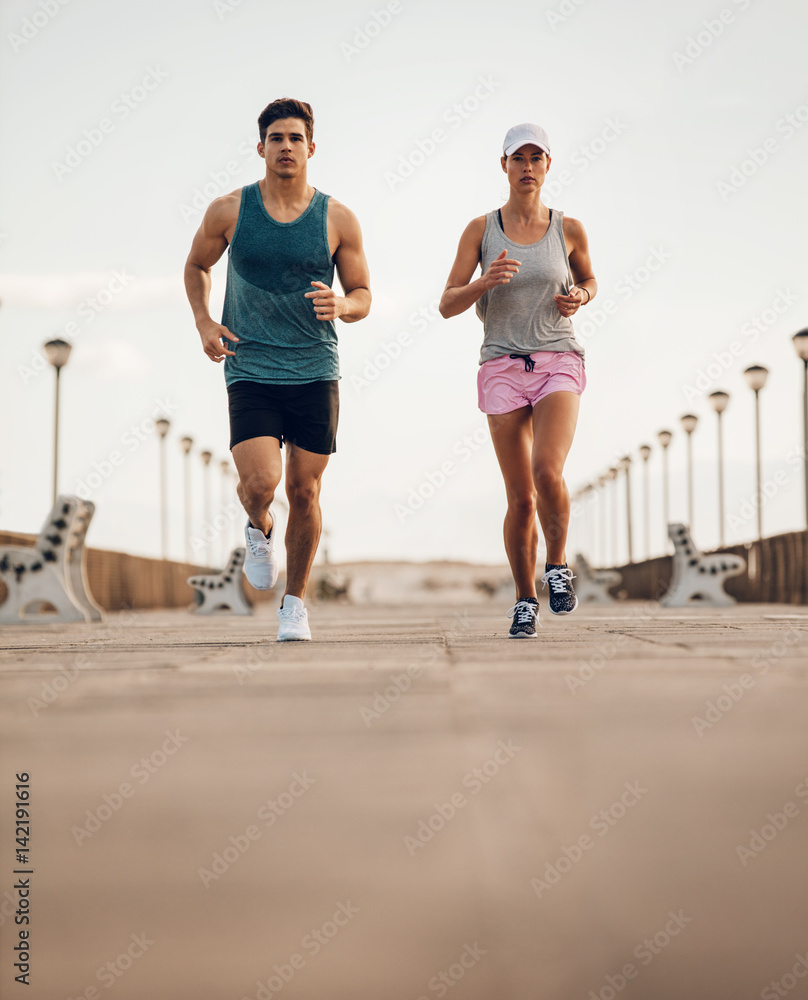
532, 462, 564, 492
507, 492, 537, 519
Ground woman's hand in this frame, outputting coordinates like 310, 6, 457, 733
554, 286, 585, 318
482, 249, 521, 290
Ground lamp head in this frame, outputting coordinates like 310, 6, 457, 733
200, 450, 213, 466
680, 413, 698, 434
638, 444, 652, 461
708, 391, 730, 414
43, 338, 72, 370
743, 364, 769, 392
792, 329, 808, 362
180, 436, 193, 454
657, 429, 673, 448
155, 417, 171, 438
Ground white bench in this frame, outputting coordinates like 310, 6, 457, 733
0, 495, 104, 624
660, 523, 745, 608
187, 547, 253, 615
572, 552, 621, 604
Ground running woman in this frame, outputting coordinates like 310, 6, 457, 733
439, 123, 596, 638
184, 98, 371, 641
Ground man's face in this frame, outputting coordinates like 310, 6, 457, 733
258, 117, 314, 174
501, 143, 551, 189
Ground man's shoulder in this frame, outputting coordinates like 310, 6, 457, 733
324, 195, 362, 235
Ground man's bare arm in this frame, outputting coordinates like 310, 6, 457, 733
184, 193, 240, 362
305, 200, 370, 323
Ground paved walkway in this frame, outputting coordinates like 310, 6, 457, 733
2, 600, 808, 1000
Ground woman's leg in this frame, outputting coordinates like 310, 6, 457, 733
531, 391, 581, 565
487, 406, 539, 599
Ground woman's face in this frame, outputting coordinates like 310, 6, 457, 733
501, 143, 551, 191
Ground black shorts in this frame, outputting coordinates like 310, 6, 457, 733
227, 379, 339, 454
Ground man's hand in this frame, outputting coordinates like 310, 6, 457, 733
482, 249, 521, 291
304, 281, 344, 321
198, 318, 239, 363
554, 286, 585, 318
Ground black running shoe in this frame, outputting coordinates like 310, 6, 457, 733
507, 597, 540, 638
541, 564, 578, 615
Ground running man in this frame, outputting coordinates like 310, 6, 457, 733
184, 98, 371, 641
439, 123, 596, 638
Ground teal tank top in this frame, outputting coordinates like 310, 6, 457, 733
222, 183, 338, 385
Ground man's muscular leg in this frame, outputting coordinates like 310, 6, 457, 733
284, 443, 330, 600
232, 436, 283, 535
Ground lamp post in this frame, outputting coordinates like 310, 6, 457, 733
155, 417, 171, 560
219, 458, 231, 567
680, 414, 699, 532
180, 437, 193, 563
619, 455, 633, 564
793, 329, 808, 528
708, 391, 730, 547
607, 466, 619, 565
657, 430, 673, 549
597, 473, 607, 566
743, 364, 769, 540
200, 450, 213, 566
638, 444, 651, 560
43, 338, 72, 504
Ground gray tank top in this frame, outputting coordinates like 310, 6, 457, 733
475, 207, 585, 365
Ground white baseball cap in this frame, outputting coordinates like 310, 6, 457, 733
503, 123, 551, 157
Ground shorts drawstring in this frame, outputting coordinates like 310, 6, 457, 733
509, 353, 535, 373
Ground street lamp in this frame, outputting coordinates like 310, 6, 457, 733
708, 391, 730, 547
657, 429, 673, 549
680, 414, 699, 532
200, 450, 213, 566
619, 455, 633, 564
155, 417, 170, 560
638, 444, 651, 560
180, 436, 193, 563
597, 473, 608, 566
219, 458, 231, 567
607, 466, 619, 565
743, 364, 769, 540
793, 329, 808, 528
43, 338, 72, 504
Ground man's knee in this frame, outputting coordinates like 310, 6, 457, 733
286, 479, 320, 510
239, 470, 279, 505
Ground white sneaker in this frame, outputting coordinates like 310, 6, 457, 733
243, 517, 278, 590
276, 595, 311, 641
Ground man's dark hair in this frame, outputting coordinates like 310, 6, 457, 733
258, 98, 314, 144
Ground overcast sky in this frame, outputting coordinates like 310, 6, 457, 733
1, 0, 806, 567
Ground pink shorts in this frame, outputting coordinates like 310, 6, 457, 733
477, 351, 586, 414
